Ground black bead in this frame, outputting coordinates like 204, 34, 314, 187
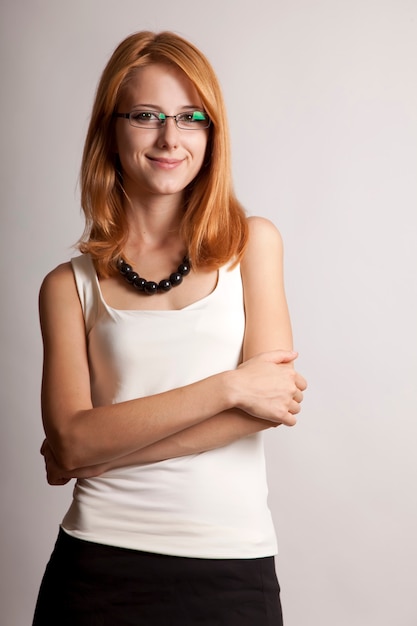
133, 276, 146, 290
169, 272, 183, 286
178, 261, 191, 276
119, 261, 131, 275
144, 281, 158, 295
158, 279, 172, 292
125, 270, 138, 284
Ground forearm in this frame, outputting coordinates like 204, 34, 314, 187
55, 409, 276, 479
45, 371, 235, 471
108, 409, 276, 468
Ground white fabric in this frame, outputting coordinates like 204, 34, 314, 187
61, 254, 277, 558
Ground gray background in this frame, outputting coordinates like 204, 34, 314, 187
1, 1, 416, 624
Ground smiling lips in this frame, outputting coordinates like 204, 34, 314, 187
147, 156, 184, 169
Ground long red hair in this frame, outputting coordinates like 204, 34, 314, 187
79, 31, 248, 276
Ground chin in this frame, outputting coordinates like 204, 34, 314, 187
151, 179, 193, 196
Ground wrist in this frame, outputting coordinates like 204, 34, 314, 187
220, 369, 241, 410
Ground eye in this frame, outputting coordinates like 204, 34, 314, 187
177, 111, 209, 128
130, 110, 161, 124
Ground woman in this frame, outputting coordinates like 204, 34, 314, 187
33, 31, 307, 626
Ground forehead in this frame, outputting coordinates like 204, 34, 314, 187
119, 63, 203, 109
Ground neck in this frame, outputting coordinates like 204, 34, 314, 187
124, 193, 185, 250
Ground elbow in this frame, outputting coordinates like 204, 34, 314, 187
50, 437, 82, 472
45, 416, 87, 472
56, 448, 80, 473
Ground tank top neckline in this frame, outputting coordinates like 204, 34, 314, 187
85, 254, 222, 313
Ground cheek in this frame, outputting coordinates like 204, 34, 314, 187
115, 128, 135, 155
115, 123, 150, 156
191, 135, 209, 164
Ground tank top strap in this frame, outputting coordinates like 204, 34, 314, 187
70, 254, 100, 334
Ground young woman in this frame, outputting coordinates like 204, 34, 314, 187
33, 31, 307, 626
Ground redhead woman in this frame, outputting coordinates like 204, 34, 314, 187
33, 31, 307, 626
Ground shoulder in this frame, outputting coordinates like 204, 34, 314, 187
40, 254, 94, 297
242, 216, 284, 265
39, 262, 81, 323
247, 215, 281, 234
240, 216, 285, 295
40, 262, 75, 299
39, 262, 87, 347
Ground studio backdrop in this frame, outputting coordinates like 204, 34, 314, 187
1, 1, 416, 624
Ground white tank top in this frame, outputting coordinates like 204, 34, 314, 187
61, 253, 277, 558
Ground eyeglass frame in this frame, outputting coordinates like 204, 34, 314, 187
114, 110, 211, 130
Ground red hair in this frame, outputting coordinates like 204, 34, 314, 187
79, 31, 248, 276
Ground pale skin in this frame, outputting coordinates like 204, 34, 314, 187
40, 63, 307, 485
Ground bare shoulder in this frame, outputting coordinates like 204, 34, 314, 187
41, 261, 74, 285
40, 262, 76, 300
243, 216, 284, 264
39, 262, 81, 329
247, 215, 281, 233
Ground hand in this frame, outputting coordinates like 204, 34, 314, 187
234, 350, 307, 426
40, 439, 108, 484
40, 439, 72, 485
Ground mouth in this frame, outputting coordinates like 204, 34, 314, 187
147, 156, 184, 169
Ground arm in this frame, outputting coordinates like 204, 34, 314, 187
41, 410, 274, 484
40, 256, 304, 472
240, 216, 294, 355
41, 219, 306, 481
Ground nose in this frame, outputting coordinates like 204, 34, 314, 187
157, 116, 180, 149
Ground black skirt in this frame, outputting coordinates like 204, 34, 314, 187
33, 528, 283, 626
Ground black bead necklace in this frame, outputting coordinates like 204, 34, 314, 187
118, 256, 191, 295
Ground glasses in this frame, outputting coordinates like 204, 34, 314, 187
115, 109, 211, 130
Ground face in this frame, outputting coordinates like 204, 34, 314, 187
115, 63, 209, 204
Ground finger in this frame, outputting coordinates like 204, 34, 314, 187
281, 411, 298, 427
293, 389, 304, 403
288, 399, 301, 415
48, 475, 71, 486
295, 373, 307, 391
264, 350, 298, 365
